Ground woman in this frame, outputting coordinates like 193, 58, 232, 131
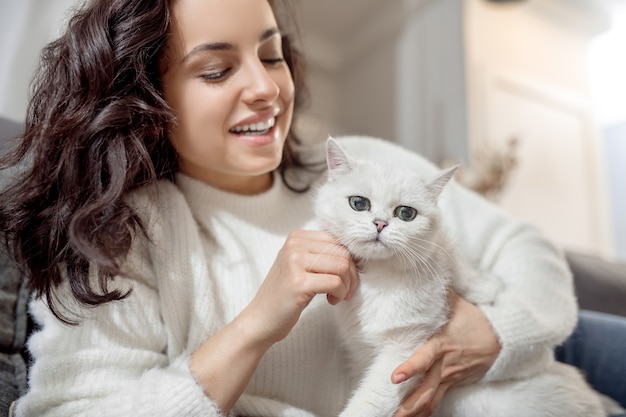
0, 0, 583, 416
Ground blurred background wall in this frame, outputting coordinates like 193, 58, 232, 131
297, 0, 625, 262
0, 0, 624, 262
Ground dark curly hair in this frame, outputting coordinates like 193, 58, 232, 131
0, 0, 309, 323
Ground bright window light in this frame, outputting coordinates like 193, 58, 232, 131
589, 5, 626, 127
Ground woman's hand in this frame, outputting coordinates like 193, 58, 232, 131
391, 293, 501, 417
190, 230, 357, 413
244, 229, 359, 346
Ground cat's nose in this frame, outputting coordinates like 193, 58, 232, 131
374, 219, 388, 232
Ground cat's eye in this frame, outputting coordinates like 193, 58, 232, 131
394, 206, 418, 221
348, 196, 371, 212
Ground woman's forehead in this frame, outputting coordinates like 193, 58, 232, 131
167, 0, 278, 54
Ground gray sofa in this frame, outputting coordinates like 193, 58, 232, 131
0, 252, 29, 416
0, 117, 20, 158
568, 251, 626, 318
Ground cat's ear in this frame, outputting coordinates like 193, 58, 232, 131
425, 165, 459, 199
326, 137, 353, 180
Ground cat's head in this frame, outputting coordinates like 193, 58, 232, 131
315, 137, 458, 261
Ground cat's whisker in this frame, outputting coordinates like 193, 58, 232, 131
398, 244, 447, 279
389, 244, 420, 274
403, 238, 451, 275
410, 235, 455, 262
395, 248, 422, 278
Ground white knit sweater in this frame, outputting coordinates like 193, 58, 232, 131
16, 136, 577, 417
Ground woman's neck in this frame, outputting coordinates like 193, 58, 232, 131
181, 171, 274, 195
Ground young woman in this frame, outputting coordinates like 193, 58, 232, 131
0, 0, 584, 416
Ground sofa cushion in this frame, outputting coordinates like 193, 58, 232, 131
0, 249, 29, 416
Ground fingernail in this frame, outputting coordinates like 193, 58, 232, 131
392, 373, 407, 384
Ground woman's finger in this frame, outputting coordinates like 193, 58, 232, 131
416, 380, 452, 417
286, 230, 359, 302
327, 260, 359, 304
288, 230, 350, 255
392, 339, 439, 384
345, 259, 359, 300
394, 358, 443, 417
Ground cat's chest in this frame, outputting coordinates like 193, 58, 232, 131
336, 269, 449, 339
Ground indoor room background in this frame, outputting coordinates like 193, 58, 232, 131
1, 0, 625, 262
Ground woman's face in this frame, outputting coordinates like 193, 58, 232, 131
161, 0, 295, 194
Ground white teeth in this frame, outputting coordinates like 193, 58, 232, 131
231, 117, 275, 133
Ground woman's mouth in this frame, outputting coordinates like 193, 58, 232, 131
229, 117, 276, 136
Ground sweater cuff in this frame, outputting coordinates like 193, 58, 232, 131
163, 355, 230, 417
112, 354, 228, 417
478, 294, 572, 382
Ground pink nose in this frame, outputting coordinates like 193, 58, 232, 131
374, 220, 388, 232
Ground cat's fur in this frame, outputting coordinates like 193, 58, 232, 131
314, 138, 604, 417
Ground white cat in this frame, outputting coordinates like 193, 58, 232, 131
314, 137, 604, 417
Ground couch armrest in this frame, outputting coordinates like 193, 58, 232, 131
566, 252, 626, 317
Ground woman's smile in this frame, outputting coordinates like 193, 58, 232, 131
229, 109, 280, 146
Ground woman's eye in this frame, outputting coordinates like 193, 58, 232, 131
262, 57, 285, 65
200, 68, 231, 82
394, 206, 418, 221
348, 196, 371, 212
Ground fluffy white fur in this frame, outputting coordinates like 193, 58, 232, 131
315, 138, 604, 417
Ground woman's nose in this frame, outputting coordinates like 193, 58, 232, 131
241, 60, 280, 105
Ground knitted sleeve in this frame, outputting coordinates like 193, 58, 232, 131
14, 193, 227, 417
336, 135, 577, 381
441, 182, 577, 381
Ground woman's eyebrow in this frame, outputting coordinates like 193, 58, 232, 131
181, 27, 281, 63
260, 27, 280, 42
181, 42, 234, 63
